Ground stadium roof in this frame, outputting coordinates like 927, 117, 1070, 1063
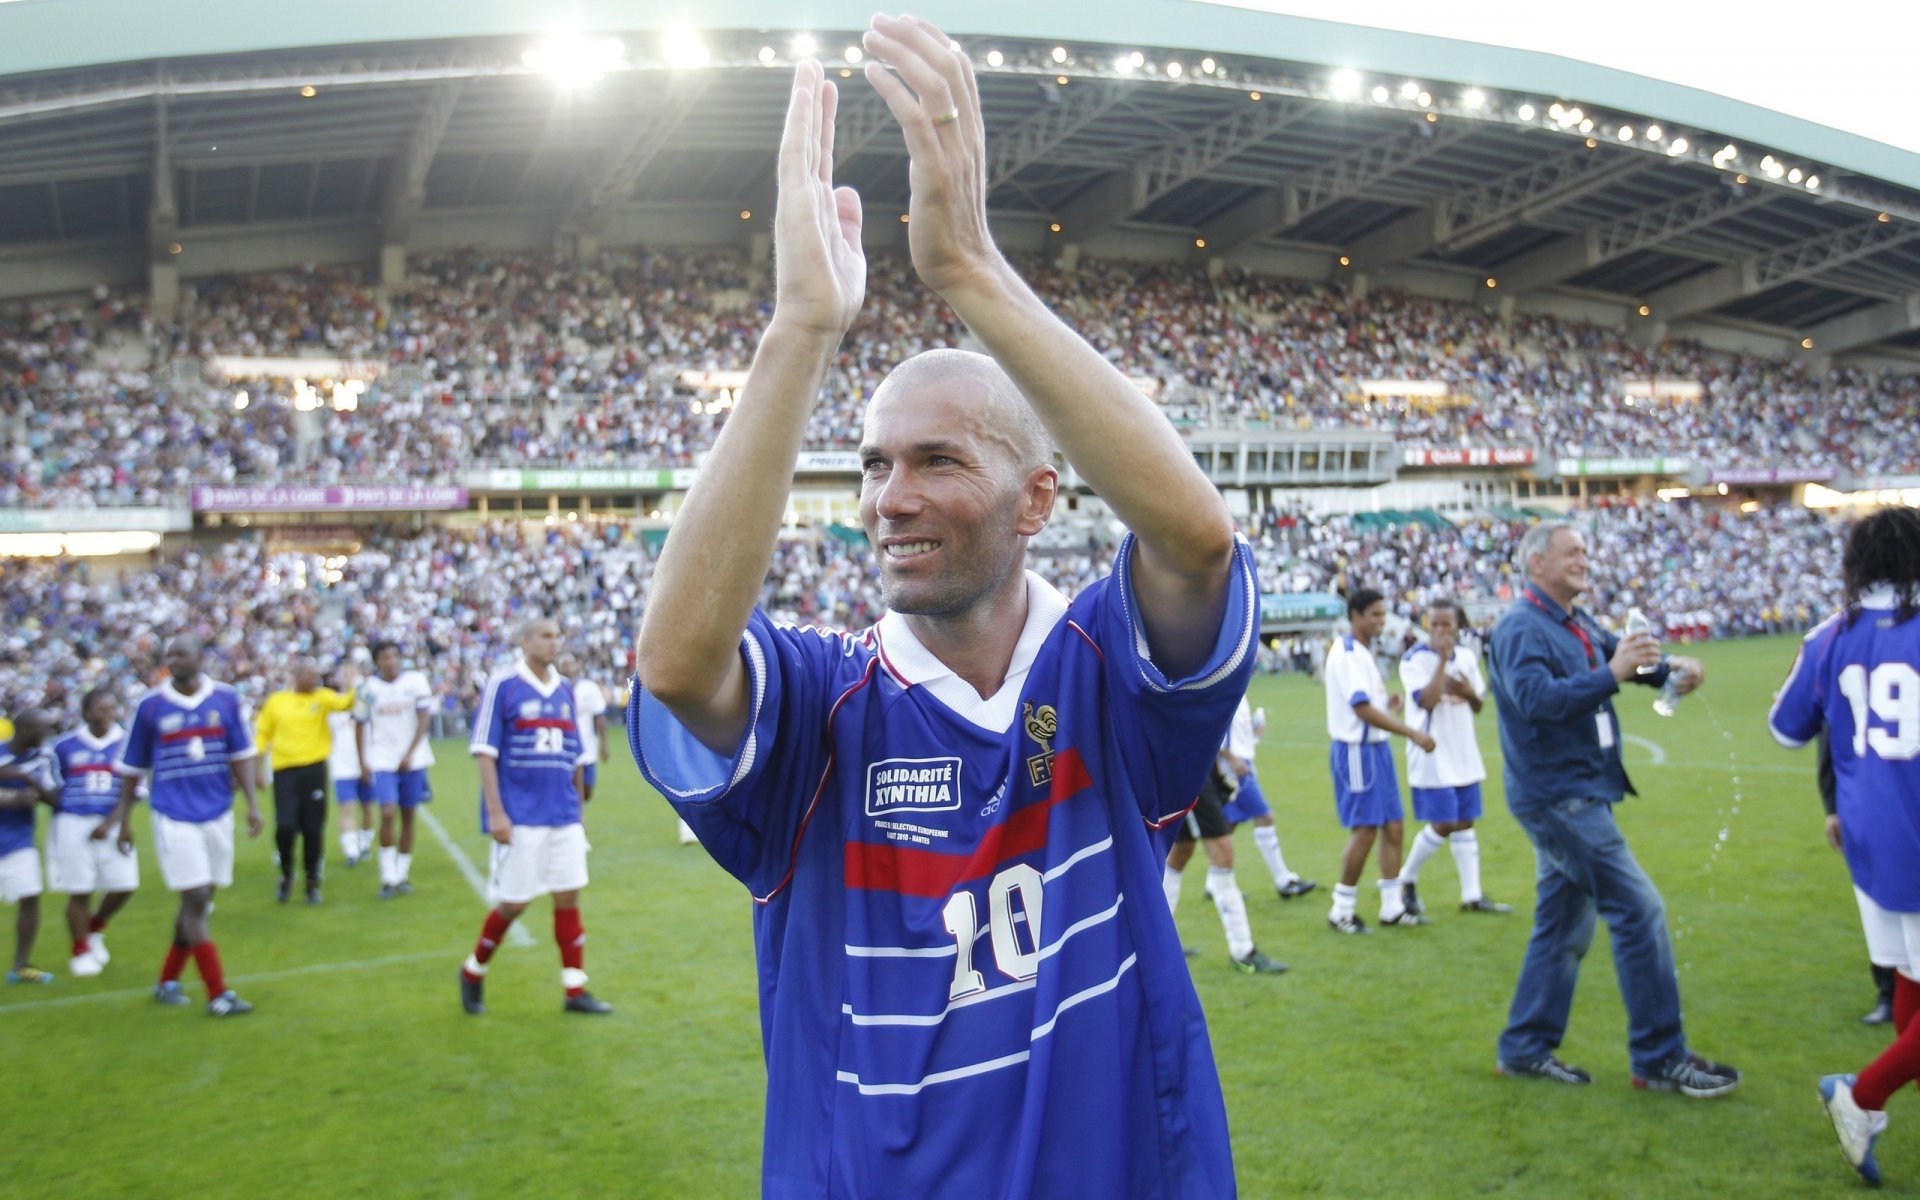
3, 0, 1919, 355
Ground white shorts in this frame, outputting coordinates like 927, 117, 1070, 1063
1856, 886, 1920, 978
0, 846, 42, 903
486, 823, 589, 905
152, 811, 235, 892
46, 812, 140, 895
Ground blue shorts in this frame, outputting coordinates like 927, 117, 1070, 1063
1412, 783, 1483, 823
1221, 773, 1271, 824
1331, 741, 1403, 829
372, 769, 432, 809
334, 777, 368, 806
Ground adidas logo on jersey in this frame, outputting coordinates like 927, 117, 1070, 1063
865, 757, 963, 816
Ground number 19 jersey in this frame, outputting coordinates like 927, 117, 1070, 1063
632, 536, 1259, 1200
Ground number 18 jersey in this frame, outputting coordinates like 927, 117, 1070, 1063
632, 536, 1259, 1200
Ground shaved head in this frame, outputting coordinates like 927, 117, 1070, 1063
867, 349, 1052, 476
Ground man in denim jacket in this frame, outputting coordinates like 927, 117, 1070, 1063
1487, 521, 1740, 1098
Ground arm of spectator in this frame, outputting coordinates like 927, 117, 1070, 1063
637, 63, 866, 757
861, 16, 1235, 680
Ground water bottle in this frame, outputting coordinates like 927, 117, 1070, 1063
1624, 607, 1658, 675
1653, 669, 1683, 718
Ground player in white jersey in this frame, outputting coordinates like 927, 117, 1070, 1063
1217, 692, 1316, 900
1396, 599, 1511, 917
1323, 588, 1436, 933
355, 641, 436, 898
558, 655, 609, 800
327, 663, 373, 866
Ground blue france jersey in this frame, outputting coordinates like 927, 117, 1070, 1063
117, 681, 254, 823
1770, 586, 1920, 911
471, 664, 589, 829
632, 536, 1259, 1200
0, 744, 55, 855
55, 725, 126, 818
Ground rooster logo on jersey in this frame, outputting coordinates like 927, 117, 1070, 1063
1023, 701, 1057, 788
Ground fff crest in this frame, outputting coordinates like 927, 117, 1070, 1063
1023, 701, 1057, 788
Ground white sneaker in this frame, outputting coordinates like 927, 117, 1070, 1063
1819, 1073, 1889, 1185
69, 953, 103, 978
677, 819, 699, 846
86, 932, 109, 964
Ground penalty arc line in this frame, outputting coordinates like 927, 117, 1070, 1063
418, 806, 535, 946
1622, 734, 1668, 766
0, 950, 445, 1015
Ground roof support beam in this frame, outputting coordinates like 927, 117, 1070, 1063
1498, 182, 1773, 292
1647, 218, 1919, 321
1198, 121, 1474, 256
379, 78, 465, 248
1804, 292, 1920, 356
1347, 145, 1645, 271
559, 75, 713, 240
986, 82, 1128, 194
1055, 96, 1310, 242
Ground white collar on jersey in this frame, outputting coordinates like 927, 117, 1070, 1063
516, 661, 563, 697
75, 723, 125, 750
159, 678, 216, 708
1860, 584, 1902, 610
873, 570, 1071, 734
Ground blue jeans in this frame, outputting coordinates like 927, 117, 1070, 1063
1498, 796, 1687, 1076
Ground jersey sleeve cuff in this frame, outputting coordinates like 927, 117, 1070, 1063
631, 628, 769, 806
1114, 533, 1259, 694
469, 745, 500, 759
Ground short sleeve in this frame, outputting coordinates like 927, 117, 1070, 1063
226, 695, 257, 761
631, 610, 867, 894
1327, 646, 1367, 708
1399, 648, 1438, 695
408, 674, 435, 711
470, 676, 508, 759
1084, 533, 1259, 824
117, 704, 155, 775
1770, 617, 1838, 748
352, 689, 372, 724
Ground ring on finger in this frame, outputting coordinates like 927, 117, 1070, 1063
932, 109, 961, 126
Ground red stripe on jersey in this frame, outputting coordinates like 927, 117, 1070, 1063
1066, 620, 1105, 661
66, 764, 114, 774
511, 718, 577, 731
843, 748, 1092, 898
158, 726, 226, 744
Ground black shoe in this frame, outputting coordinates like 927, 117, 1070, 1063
1381, 910, 1429, 927
1231, 948, 1288, 975
394, 881, 415, 896
276, 878, 291, 904
1497, 1055, 1592, 1085
564, 991, 613, 1015
1862, 1000, 1894, 1026
1401, 882, 1426, 916
1182, 945, 1202, 959
1461, 896, 1515, 914
1632, 1052, 1741, 1098
1327, 912, 1371, 935
1277, 877, 1318, 900
378, 884, 396, 900
305, 886, 322, 906
460, 971, 485, 1015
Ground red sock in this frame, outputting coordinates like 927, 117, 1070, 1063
1855, 977, 1920, 1111
88, 915, 107, 934
191, 941, 226, 998
464, 909, 515, 981
72, 939, 90, 959
1895, 971, 1920, 1036
160, 942, 190, 984
555, 907, 585, 996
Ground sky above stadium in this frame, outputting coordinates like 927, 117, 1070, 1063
1202, 0, 1920, 156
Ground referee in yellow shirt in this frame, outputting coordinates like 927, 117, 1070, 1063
255, 660, 355, 905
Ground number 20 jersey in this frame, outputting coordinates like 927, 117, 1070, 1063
632, 536, 1259, 1200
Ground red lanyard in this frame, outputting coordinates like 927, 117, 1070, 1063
1526, 588, 1596, 666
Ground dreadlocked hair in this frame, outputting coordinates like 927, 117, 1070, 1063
1842, 506, 1920, 626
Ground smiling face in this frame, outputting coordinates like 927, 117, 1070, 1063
858, 355, 1055, 621
1530, 527, 1593, 604
1350, 600, 1388, 643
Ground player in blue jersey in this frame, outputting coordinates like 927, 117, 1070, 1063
1771, 508, 1920, 1185
1, 711, 60, 984
50, 689, 140, 977
459, 618, 609, 1016
104, 638, 262, 1016
632, 20, 1255, 1198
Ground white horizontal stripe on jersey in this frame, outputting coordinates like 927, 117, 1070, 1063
834, 951, 1143, 1095
1041, 834, 1113, 883
1034, 894, 1124, 964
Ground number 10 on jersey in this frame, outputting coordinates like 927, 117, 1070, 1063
941, 864, 1045, 1000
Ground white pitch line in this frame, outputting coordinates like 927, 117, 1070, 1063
418, 806, 535, 946
0, 950, 444, 1014
1623, 734, 1668, 766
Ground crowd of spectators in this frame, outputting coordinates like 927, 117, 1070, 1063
3, 250, 1919, 506
0, 500, 1845, 730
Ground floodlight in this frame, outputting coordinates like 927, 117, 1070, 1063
1398, 80, 1418, 100
793, 34, 818, 57
663, 28, 710, 69
1517, 103, 1535, 120
1329, 68, 1361, 99
986, 49, 1004, 67
1463, 88, 1485, 109
1371, 85, 1389, 103
522, 34, 626, 83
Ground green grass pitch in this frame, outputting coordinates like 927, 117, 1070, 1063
0, 634, 1904, 1197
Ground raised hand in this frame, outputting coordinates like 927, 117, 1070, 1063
862, 14, 999, 296
773, 60, 866, 337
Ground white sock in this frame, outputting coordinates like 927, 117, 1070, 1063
1403, 825, 1446, 884
1162, 863, 1184, 916
1378, 876, 1406, 921
397, 852, 412, 882
1330, 882, 1358, 920
340, 831, 358, 861
1207, 867, 1254, 960
463, 954, 487, 977
1451, 829, 1484, 903
360, 828, 375, 855
379, 846, 399, 885
1252, 824, 1293, 887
